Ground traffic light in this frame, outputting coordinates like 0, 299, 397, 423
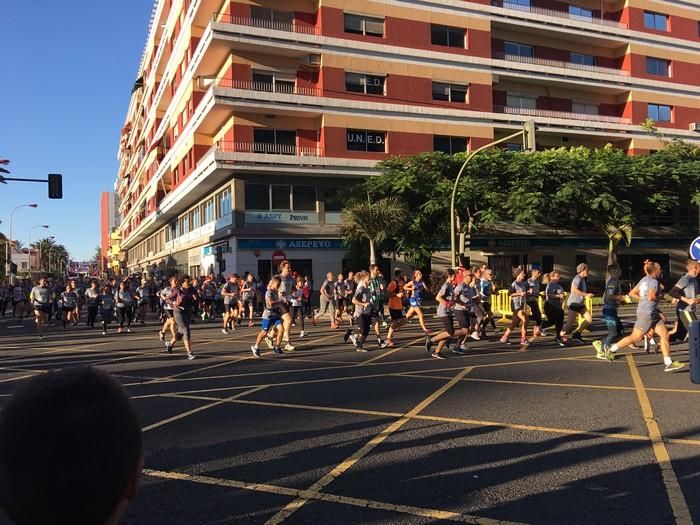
523, 120, 536, 152
48, 173, 63, 199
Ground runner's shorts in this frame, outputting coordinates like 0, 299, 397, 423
34, 304, 51, 314
389, 308, 404, 321
454, 309, 470, 330
409, 297, 422, 307
634, 312, 661, 334
261, 316, 282, 331
439, 315, 456, 336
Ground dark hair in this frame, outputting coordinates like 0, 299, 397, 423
445, 269, 456, 279
0, 367, 142, 525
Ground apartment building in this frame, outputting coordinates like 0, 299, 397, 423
115, 0, 700, 282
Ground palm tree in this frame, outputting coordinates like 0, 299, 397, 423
47, 244, 70, 275
30, 237, 57, 272
341, 196, 408, 265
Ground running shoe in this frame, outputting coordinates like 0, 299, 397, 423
251, 345, 261, 358
520, 338, 530, 348
117, 328, 123, 334
533, 326, 542, 337
572, 332, 585, 343
384, 339, 395, 348
344, 329, 352, 343
470, 332, 481, 341
273, 347, 284, 355
102, 330, 107, 336
166, 343, 173, 354
283, 342, 295, 352
459, 344, 469, 352
264, 336, 274, 349
221, 328, 229, 335
248, 321, 254, 328
356, 346, 368, 353
431, 352, 445, 359
300, 330, 306, 338
126, 328, 132, 333
499, 335, 510, 345
187, 352, 196, 360
424, 336, 433, 354
451, 347, 466, 355
593, 341, 609, 361
331, 323, 338, 329
349, 334, 358, 347
554, 337, 565, 347
664, 361, 685, 372
382, 321, 388, 328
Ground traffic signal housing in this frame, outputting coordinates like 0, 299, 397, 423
523, 120, 536, 152
48, 173, 63, 199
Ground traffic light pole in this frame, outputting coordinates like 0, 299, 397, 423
449, 122, 536, 268
0, 174, 63, 199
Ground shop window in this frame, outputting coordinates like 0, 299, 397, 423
246, 184, 269, 211
271, 185, 291, 210
293, 186, 317, 211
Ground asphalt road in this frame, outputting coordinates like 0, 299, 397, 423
0, 305, 698, 525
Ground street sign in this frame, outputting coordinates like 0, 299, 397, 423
690, 236, 700, 261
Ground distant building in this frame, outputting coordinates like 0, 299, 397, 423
100, 192, 118, 273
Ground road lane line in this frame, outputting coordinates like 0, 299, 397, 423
356, 336, 424, 365
264, 366, 475, 524
142, 468, 519, 524
626, 354, 693, 525
141, 385, 268, 432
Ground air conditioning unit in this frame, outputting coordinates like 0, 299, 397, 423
689, 122, 700, 132
301, 54, 321, 69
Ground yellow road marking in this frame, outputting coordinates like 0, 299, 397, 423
626, 354, 693, 525
143, 468, 520, 524
141, 385, 268, 432
264, 366, 475, 524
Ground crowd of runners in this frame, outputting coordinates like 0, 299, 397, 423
1, 256, 696, 372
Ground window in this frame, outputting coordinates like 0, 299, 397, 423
571, 53, 596, 66
293, 186, 317, 211
646, 57, 670, 77
507, 93, 537, 110
648, 103, 672, 122
245, 184, 269, 210
644, 11, 667, 31
345, 72, 386, 95
251, 6, 293, 26
572, 101, 599, 115
504, 0, 530, 8
504, 41, 533, 58
324, 188, 344, 212
253, 129, 297, 154
346, 129, 386, 152
179, 214, 189, 235
202, 198, 215, 223
569, 5, 593, 20
217, 188, 232, 217
344, 13, 384, 37
271, 185, 291, 210
190, 207, 201, 230
432, 82, 468, 103
434, 135, 468, 155
252, 70, 296, 93
431, 24, 465, 48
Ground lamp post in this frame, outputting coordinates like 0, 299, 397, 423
28, 225, 49, 276
7, 204, 38, 283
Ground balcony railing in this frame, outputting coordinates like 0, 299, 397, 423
216, 141, 324, 157
213, 13, 321, 35
494, 105, 631, 124
216, 78, 322, 97
490, 0, 628, 29
492, 52, 629, 77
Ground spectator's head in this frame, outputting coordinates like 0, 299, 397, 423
0, 367, 142, 525
576, 263, 589, 277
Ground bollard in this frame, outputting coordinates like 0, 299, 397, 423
691, 320, 700, 384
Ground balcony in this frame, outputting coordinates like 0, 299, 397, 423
213, 13, 320, 36
216, 78, 322, 97
494, 105, 631, 124
492, 52, 628, 77
216, 141, 324, 157
490, 0, 627, 29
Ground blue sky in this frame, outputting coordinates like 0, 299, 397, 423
0, 1, 153, 260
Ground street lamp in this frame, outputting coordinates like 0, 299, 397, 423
28, 225, 50, 275
7, 203, 38, 283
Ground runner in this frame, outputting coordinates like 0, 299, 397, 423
85, 280, 100, 328
603, 261, 684, 372
159, 276, 178, 346
344, 271, 373, 352
60, 282, 79, 330
526, 268, 543, 337
312, 272, 336, 328
275, 260, 296, 352
500, 267, 530, 349
478, 268, 495, 338
561, 263, 593, 344
241, 273, 257, 327
199, 276, 216, 321
344, 271, 356, 326
384, 269, 408, 347
453, 266, 476, 354
542, 271, 566, 347
404, 270, 431, 335
334, 273, 348, 327
668, 259, 699, 342
167, 276, 196, 360
592, 265, 627, 360
114, 281, 134, 334
98, 285, 115, 336
29, 277, 54, 339
424, 269, 465, 359
302, 276, 313, 319
251, 276, 284, 357
11, 282, 26, 321
291, 277, 306, 338
221, 274, 241, 334
368, 264, 386, 348
134, 278, 150, 324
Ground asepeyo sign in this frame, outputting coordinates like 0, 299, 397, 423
245, 211, 318, 224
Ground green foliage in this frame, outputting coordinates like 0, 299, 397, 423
354, 142, 700, 265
